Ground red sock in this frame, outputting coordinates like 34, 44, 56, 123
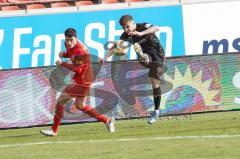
52, 104, 64, 133
81, 105, 108, 124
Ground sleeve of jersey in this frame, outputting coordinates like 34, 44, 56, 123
120, 33, 127, 40
142, 23, 153, 30
63, 52, 70, 58
120, 34, 124, 40
120, 33, 132, 43
61, 62, 86, 74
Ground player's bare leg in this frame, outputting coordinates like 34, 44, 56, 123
75, 97, 115, 133
40, 93, 73, 136
148, 78, 161, 124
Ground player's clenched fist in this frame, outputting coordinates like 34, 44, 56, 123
59, 51, 65, 58
55, 59, 63, 66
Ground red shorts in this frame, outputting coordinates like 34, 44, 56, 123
63, 81, 90, 97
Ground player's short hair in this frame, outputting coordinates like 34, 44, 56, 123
119, 15, 133, 26
65, 28, 77, 38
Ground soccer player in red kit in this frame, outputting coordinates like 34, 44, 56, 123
40, 28, 115, 136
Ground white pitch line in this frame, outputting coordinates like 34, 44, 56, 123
0, 134, 240, 148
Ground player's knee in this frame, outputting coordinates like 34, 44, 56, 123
138, 54, 151, 67
75, 102, 85, 110
153, 87, 161, 97
152, 81, 160, 89
57, 98, 69, 105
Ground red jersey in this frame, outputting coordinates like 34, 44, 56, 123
61, 41, 93, 86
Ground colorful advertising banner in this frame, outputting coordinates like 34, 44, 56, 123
0, 5, 185, 69
0, 53, 239, 128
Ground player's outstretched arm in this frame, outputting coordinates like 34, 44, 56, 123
97, 50, 114, 64
55, 58, 84, 74
142, 26, 159, 35
132, 26, 159, 37
103, 49, 115, 61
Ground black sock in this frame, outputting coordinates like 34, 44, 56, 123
154, 96, 161, 110
153, 87, 161, 110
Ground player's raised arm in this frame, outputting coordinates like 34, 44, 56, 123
103, 48, 115, 61
141, 25, 159, 35
131, 25, 159, 37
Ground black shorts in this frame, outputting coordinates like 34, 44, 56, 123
138, 48, 166, 79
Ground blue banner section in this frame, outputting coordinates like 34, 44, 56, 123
0, 5, 185, 69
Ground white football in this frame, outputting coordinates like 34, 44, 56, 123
113, 40, 129, 56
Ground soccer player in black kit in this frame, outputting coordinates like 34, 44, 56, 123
105, 15, 166, 124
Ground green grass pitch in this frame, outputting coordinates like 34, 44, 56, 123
0, 111, 239, 159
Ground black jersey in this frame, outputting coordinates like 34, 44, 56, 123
120, 23, 165, 59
